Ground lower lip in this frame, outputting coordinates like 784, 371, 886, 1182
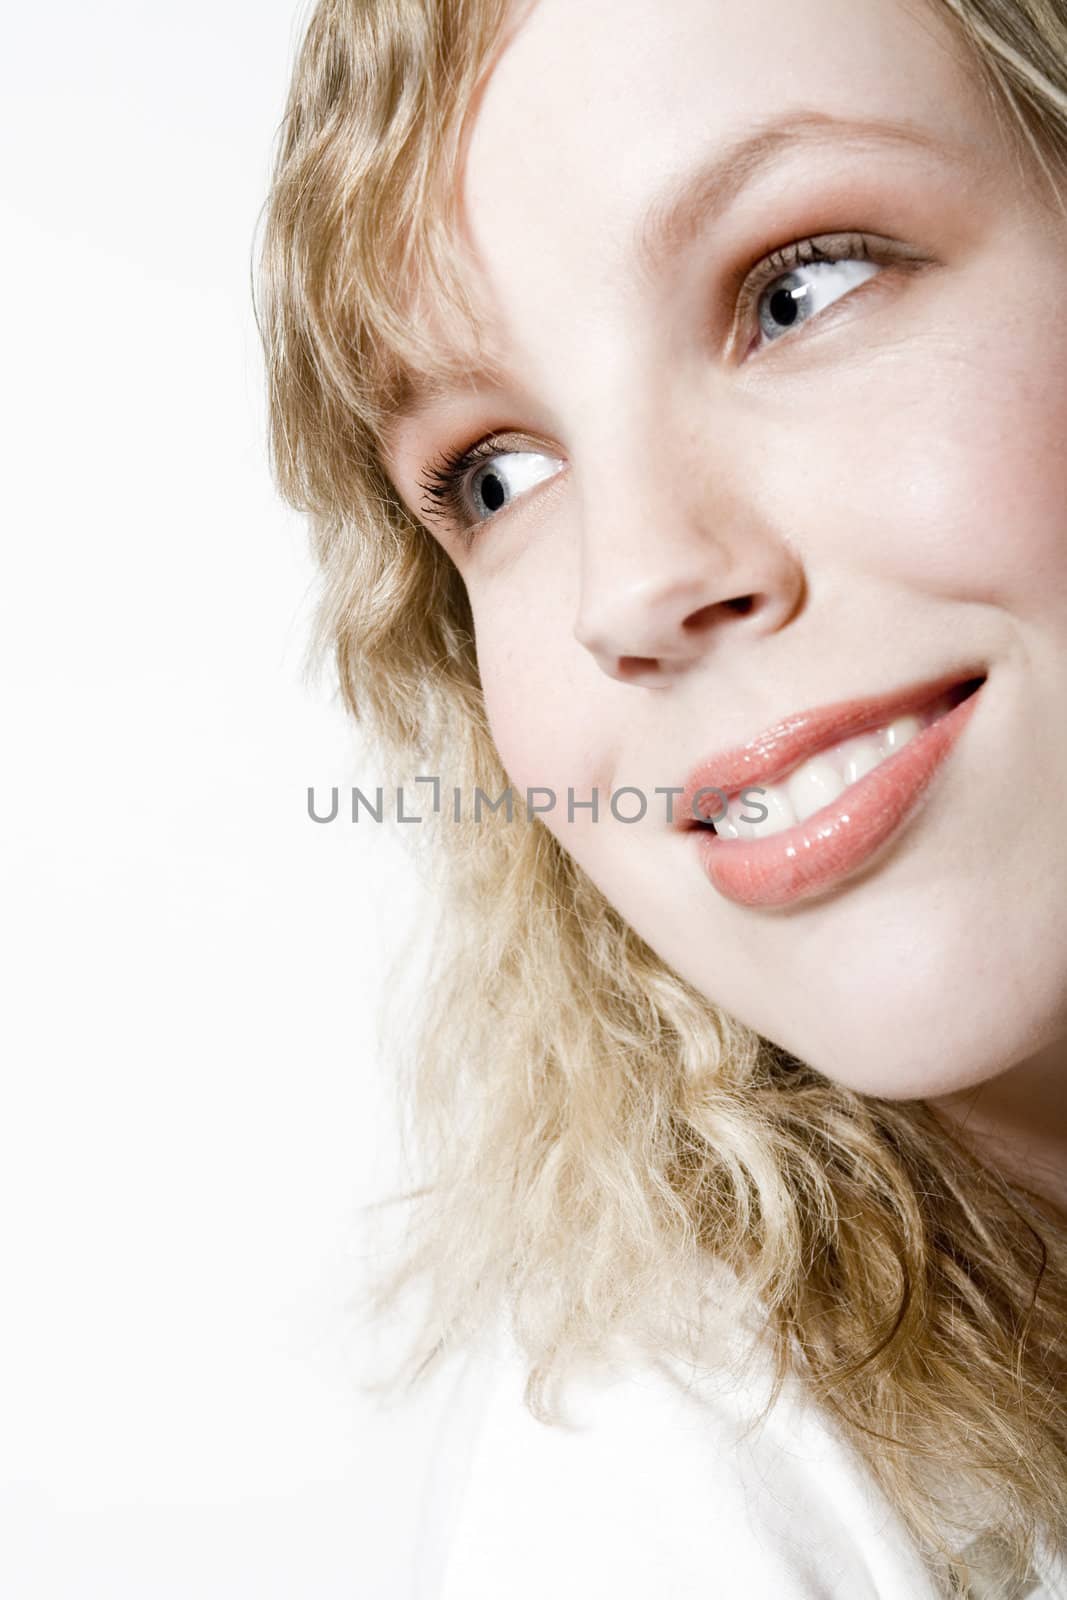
694, 683, 983, 910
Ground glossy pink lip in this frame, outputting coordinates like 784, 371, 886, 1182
677, 667, 985, 824
679, 670, 986, 910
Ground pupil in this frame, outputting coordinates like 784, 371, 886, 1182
769, 285, 801, 327
479, 472, 506, 513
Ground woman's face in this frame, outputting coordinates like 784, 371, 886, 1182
387, 0, 1067, 1099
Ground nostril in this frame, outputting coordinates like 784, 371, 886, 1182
682, 596, 755, 634
616, 655, 661, 680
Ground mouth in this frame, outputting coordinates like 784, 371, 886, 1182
679, 670, 987, 910
678, 670, 986, 836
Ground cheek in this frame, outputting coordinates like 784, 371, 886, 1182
885, 352, 1067, 609
472, 586, 614, 805
788, 293, 1067, 611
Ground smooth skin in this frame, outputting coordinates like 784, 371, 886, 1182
387, 0, 1067, 1205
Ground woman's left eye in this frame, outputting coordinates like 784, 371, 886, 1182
739, 234, 889, 354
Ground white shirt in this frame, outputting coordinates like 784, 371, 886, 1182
411, 1313, 1067, 1599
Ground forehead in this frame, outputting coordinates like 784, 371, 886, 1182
384, 0, 1000, 452
454, 0, 983, 334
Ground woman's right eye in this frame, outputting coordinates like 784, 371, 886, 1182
418, 437, 564, 543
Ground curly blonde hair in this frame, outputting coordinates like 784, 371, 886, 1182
257, 2, 1067, 1592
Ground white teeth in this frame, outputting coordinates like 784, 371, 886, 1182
841, 737, 884, 786
735, 785, 796, 839
883, 714, 922, 753
716, 706, 936, 841
785, 756, 846, 825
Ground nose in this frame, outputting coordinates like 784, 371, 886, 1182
572, 472, 807, 686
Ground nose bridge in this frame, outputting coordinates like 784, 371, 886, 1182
572, 402, 805, 680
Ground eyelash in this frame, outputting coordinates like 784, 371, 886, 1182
417, 435, 523, 547
417, 230, 898, 543
731, 228, 875, 353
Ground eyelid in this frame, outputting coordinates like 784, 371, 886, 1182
417, 430, 563, 544
727, 230, 930, 359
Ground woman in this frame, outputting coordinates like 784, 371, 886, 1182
258, 0, 1067, 1593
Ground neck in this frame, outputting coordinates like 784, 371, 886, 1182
928, 1036, 1067, 1215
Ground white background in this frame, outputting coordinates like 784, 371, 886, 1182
0, 4, 449, 1594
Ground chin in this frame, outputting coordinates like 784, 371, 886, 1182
779, 998, 1067, 1105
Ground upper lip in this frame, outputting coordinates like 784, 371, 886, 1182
676, 667, 985, 829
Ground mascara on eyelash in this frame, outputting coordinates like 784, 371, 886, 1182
416, 439, 493, 527
417, 432, 539, 535
732, 231, 873, 330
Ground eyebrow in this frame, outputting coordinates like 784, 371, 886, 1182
385, 353, 511, 447
391, 109, 959, 430
636, 109, 959, 277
